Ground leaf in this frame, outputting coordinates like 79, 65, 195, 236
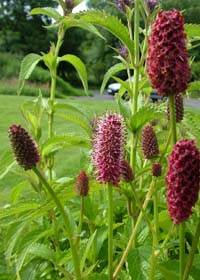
28, 243, 56, 262
113, 76, 132, 96
0, 201, 40, 219
86, 273, 108, 280
127, 246, 151, 280
188, 81, 200, 91
18, 53, 42, 94
80, 230, 97, 272
67, 10, 134, 56
130, 105, 162, 133
15, 229, 53, 274
11, 181, 28, 203
185, 23, 200, 37
54, 103, 86, 116
55, 113, 91, 136
60, 54, 88, 94
63, 18, 105, 40
100, 63, 128, 95
30, 7, 62, 21
0, 149, 16, 180
41, 135, 91, 157
5, 222, 28, 261
117, 98, 132, 120
158, 260, 179, 280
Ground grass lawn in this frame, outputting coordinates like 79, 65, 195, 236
0, 94, 199, 195
0, 94, 117, 193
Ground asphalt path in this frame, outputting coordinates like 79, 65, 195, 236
77, 90, 200, 110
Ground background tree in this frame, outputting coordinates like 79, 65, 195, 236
0, 0, 57, 54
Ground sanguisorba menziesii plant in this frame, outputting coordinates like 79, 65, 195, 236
2, 0, 200, 279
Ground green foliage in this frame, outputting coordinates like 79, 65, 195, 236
68, 10, 134, 56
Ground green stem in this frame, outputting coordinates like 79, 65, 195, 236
33, 167, 81, 280
169, 95, 185, 279
149, 179, 159, 280
113, 177, 157, 280
130, 0, 140, 170
130, 182, 153, 234
179, 223, 185, 280
158, 224, 175, 257
48, 27, 64, 181
183, 219, 200, 280
77, 196, 84, 245
107, 183, 114, 280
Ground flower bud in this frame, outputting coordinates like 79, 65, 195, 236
167, 93, 184, 123
145, 0, 158, 14
121, 160, 135, 182
117, 0, 131, 13
166, 139, 200, 224
152, 162, 162, 177
8, 125, 40, 170
142, 125, 159, 159
119, 45, 129, 59
75, 171, 89, 196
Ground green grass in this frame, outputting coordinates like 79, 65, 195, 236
0, 94, 117, 192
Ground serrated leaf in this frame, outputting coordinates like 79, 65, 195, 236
0, 202, 40, 219
16, 229, 53, 274
158, 260, 179, 280
41, 135, 90, 157
185, 23, 200, 37
127, 246, 151, 280
130, 105, 162, 133
55, 113, 91, 136
30, 7, 61, 21
60, 54, 88, 94
117, 98, 132, 120
63, 18, 105, 40
100, 63, 128, 95
67, 10, 134, 56
29, 243, 56, 262
18, 53, 42, 94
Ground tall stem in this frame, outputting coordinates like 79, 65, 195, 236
33, 167, 81, 280
108, 183, 114, 280
113, 177, 157, 279
183, 219, 200, 280
48, 27, 64, 180
179, 223, 185, 280
169, 95, 185, 279
130, 0, 140, 170
149, 180, 159, 280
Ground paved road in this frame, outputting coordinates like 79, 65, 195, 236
77, 90, 200, 109
184, 98, 200, 110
